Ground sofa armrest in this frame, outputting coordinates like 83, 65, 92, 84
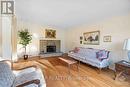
0, 60, 12, 66
69, 50, 74, 53
13, 65, 38, 76
16, 79, 40, 87
100, 58, 110, 68
13, 65, 38, 71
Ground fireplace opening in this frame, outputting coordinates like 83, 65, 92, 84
47, 46, 56, 53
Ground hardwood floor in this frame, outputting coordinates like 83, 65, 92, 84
13, 57, 130, 87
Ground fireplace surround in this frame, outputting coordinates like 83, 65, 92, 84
40, 40, 60, 54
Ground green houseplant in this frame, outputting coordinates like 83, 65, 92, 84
18, 29, 32, 60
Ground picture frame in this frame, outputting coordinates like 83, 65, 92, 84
103, 36, 111, 42
45, 29, 56, 38
83, 31, 100, 45
80, 36, 83, 40
80, 41, 83, 44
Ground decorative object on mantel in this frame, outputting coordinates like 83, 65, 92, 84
45, 29, 56, 38
123, 39, 130, 61
18, 29, 32, 60
83, 31, 100, 45
103, 36, 111, 42
80, 36, 83, 44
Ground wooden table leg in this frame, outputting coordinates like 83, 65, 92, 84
68, 64, 71, 75
114, 70, 117, 80
78, 60, 80, 75
77, 62, 79, 71
114, 71, 125, 80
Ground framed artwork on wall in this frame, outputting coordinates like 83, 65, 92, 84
80, 36, 83, 44
103, 36, 111, 42
80, 41, 83, 44
80, 36, 83, 40
83, 31, 100, 45
45, 29, 56, 38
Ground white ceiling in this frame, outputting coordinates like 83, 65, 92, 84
15, 0, 130, 29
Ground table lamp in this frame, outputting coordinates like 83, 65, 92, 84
123, 39, 130, 61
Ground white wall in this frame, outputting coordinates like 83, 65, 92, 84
0, 1, 1, 57
66, 14, 130, 69
1, 16, 12, 60
17, 21, 66, 57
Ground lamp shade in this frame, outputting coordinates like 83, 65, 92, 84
123, 39, 130, 50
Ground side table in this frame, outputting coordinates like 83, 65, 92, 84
114, 60, 130, 80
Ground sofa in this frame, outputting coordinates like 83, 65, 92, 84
0, 60, 46, 87
68, 47, 110, 72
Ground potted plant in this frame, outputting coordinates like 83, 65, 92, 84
18, 29, 32, 60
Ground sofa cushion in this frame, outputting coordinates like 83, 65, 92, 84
78, 47, 99, 58
0, 62, 15, 87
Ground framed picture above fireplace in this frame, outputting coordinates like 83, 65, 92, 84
45, 29, 56, 38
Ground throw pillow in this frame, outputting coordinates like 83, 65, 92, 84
73, 47, 80, 53
96, 50, 110, 61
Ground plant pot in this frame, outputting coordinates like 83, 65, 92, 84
24, 55, 28, 60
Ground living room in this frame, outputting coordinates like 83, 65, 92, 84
0, 0, 130, 87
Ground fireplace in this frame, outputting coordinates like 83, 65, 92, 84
40, 40, 62, 57
47, 46, 56, 53
40, 40, 60, 54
